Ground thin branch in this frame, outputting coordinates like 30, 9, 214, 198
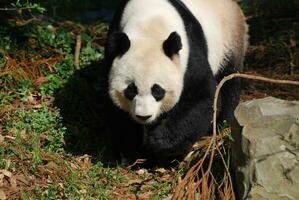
15, 17, 41, 26
0, 7, 37, 11
212, 73, 299, 142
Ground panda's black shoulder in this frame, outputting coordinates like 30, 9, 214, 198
106, 0, 129, 34
168, 0, 208, 57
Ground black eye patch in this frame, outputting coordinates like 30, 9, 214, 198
124, 83, 138, 101
151, 84, 166, 101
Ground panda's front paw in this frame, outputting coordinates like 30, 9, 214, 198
144, 132, 195, 159
143, 134, 172, 157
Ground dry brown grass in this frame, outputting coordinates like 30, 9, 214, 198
173, 129, 235, 200
0, 52, 63, 87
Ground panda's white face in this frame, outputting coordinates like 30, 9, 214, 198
108, 36, 184, 124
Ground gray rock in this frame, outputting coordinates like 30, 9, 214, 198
232, 97, 299, 200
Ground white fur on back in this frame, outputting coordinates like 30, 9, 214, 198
120, 0, 248, 75
182, 0, 248, 74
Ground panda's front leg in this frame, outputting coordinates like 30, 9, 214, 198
142, 95, 214, 159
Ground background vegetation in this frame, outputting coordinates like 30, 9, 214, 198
0, 0, 298, 199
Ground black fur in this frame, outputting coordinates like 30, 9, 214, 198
215, 57, 241, 122
102, 1, 144, 162
163, 32, 183, 58
151, 84, 166, 102
124, 83, 138, 101
103, 0, 241, 162
106, 32, 130, 58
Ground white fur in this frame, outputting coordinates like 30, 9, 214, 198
133, 94, 160, 122
182, 0, 248, 74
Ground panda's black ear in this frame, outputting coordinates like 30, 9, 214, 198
163, 32, 182, 58
107, 31, 131, 58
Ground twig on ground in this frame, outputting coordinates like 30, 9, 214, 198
15, 17, 41, 26
127, 159, 147, 169
74, 35, 81, 70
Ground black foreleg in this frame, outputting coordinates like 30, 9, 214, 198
216, 62, 241, 123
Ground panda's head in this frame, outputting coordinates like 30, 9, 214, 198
107, 31, 184, 124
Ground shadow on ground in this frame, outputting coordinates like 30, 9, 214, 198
54, 62, 117, 164
53, 62, 176, 168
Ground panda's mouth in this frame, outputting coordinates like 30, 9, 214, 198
136, 115, 151, 121
133, 114, 155, 124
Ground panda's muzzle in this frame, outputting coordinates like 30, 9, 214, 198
136, 115, 152, 121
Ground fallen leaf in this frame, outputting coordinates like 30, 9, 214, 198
79, 189, 87, 194
0, 189, 6, 200
27, 95, 37, 105
0, 135, 4, 143
33, 104, 42, 109
5, 160, 11, 170
21, 129, 27, 141
155, 168, 167, 174
0, 170, 12, 178
136, 169, 147, 175
124, 179, 143, 186
3, 136, 15, 141
137, 191, 153, 200
58, 183, 64, 189
46, 161, 58, 171
81, 155, 91, 169
10, 176, 17, 191
163, 195, 173, 200
70, 163, 78, 170
290, 38, 296, 47
0, 174, 4, 187
34, 76, 48, 87
14, 175, 29, 186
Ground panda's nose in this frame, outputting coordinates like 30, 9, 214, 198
136, 115, 151, 121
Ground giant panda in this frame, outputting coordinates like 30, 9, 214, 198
103, 0, 248, 161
